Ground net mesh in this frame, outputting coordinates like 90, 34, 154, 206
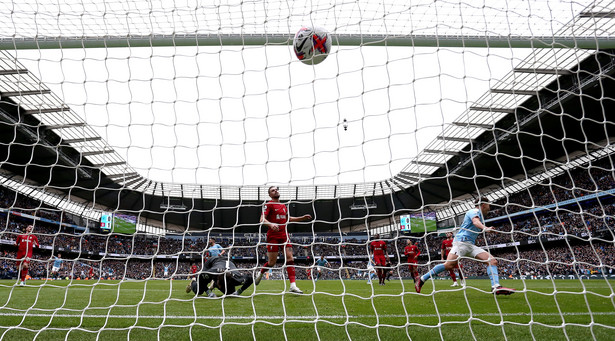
0, 0, 614, 340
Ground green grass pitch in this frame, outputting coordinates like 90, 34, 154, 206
0, 279, 614, 340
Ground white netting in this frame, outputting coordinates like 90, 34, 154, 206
0, 0, 614, 340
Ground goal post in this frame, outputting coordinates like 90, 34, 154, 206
1, 34, 613, 49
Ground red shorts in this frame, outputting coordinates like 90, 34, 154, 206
373, 255, 386, 266
266, 234, 291, 253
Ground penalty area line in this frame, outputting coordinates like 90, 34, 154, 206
0, 312, 613, 320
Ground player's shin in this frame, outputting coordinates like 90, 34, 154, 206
421, 263, 445, 282
487, 265, 500, 287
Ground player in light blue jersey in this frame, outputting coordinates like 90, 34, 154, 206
207, 238, 226, 258
164, 265, 170, 277
366, 258, 377, 284
415, 197, 515, 295
51, 253, 63, 280
314, 255, 329, 281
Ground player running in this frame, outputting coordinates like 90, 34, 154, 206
366, 258, 377, 284
186, 256, 254, 297
51, 253, 64, 280
369, 234, 391, 285
163, 265, 170, 277
415, 198, 515, 295
314, 255, 329, 282
207, 238, 226, 258
404, 240, 420, 282
255, 186, 312, 294
442, 232, 465, 287
16, 225, 39, 286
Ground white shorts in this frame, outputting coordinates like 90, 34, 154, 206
316, 267, 322, 272
164, 271, 169, 276
367, 266, 375, 273
52, 266, 60, 272
450, 241, 487, 259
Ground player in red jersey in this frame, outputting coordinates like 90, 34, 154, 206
191, 263, 198, 278
88, 267, 94, 280
442, 232, 464, 287
369, 234, 391, 285
255, 186, 312, 293
16, 225, 39, 286
404, 239, 420, 282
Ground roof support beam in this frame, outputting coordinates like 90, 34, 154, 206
46, 123, 86, 129
423, 149, 459, 156
415, 161, 445, 168
22, 107, 70, 115
490, 89, 537, 96
468, 106, 515, 114
579, 11, 615, 18
1, 89, 50, 97
63, 137, 101, 144
81, 149, 115, 156
437, 136, 472, 143
0, 69, 28, 75
452, 121, 494, 129
513, 68, 572, 75
92, 161, 125, 167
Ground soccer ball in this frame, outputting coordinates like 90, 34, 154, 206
293, 26, 331, 65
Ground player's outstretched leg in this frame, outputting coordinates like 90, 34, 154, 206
255, 261, 269, 286
415, 264, 446, 293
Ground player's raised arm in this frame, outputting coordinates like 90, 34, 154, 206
471, 216, 494, 232
289, 213, 312, 222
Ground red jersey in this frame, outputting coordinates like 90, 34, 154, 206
89, 267, 94, 277
442, 239, 453, 257
370, 240, 387, 256
16, 234, 39, 258
191, 265, 198, 274
404, 245, 420, 261
262, 201, 288, 236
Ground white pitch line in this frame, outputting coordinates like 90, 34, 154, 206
0, 312, 613, 320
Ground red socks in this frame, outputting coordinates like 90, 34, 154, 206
260, 262, 269, 274
20, 268, 28, 281
286, 261, 296, 283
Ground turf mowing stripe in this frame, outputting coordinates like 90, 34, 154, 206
0, 312, 614, 320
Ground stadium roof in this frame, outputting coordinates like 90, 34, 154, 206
0, 1, 613, 232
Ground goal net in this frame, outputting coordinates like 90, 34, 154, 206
0, 0, 614, 339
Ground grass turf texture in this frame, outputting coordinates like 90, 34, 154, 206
0, 279, 613, 340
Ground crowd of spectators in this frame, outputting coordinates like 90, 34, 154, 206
1, 156, 614, 281
487, 158, 615, 219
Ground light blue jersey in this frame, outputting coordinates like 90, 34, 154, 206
208, 244, 224, 257
315, 258, 329, 267
454, 208, 483, 245
53, 257, 63, 268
